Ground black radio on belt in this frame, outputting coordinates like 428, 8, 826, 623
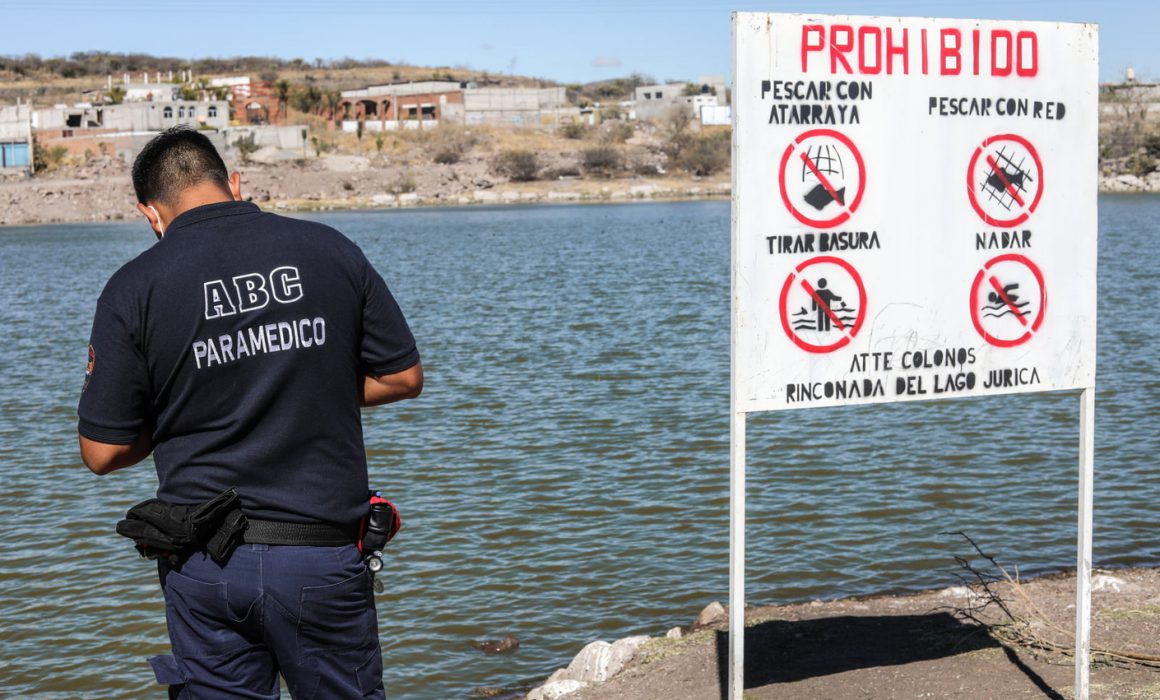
359, 491, 401, 574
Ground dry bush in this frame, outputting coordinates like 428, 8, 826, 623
599, 121, 635, 144
679, 129, 731, 176
560, 122, 588, 140
1125, 151, 1157, 177
493, 150, 539, 181
421, 127, 479, 165
659, 108, 695, 157
581, 146, 623, 177
387, 174, 416, 194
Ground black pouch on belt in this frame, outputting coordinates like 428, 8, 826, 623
116, 488, 246, 564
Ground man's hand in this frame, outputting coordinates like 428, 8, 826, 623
79, 429, 153, 475
362, 362, 423, 407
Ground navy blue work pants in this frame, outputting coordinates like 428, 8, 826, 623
150, 543, 384, 699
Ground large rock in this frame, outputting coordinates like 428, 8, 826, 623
1092, 574, 1130, 593
606, 636, 649, 678
564, 641, 612, 682
526, 679, 587, 700
559, 636, 649, 684
693, 601, 727, 630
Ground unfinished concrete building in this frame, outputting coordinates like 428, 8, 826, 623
340, 81, 464, 131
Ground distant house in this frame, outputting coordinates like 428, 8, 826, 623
1099, 81, 1160, 120
632, 75, 729, 123
0, 104, 32, 172
340, 81, 579, 131
30, 100, 230, 164
340, 81, 463, 131
33, 100, 229, 132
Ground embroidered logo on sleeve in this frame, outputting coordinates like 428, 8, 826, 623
83, 344, 95, 392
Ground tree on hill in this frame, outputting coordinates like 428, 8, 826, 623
291, 84, 322, 115
274, 79, 290, 120
324, 91, 343, 122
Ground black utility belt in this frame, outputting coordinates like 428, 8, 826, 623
244, 519, 358, 546
116, 489, 357, 565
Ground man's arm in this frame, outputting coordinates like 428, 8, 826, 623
79, 428, 153, 475
361, 362, 423, 407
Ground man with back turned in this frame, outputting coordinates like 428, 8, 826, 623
77, 126, 422, 698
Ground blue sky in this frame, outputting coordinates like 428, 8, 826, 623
1, 1, 1155, 85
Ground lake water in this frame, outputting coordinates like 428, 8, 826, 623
1, 197, 1158, 698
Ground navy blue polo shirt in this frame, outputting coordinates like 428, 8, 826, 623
78, 201, 419, 526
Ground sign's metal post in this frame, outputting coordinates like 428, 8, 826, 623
1075, 386, 1095, 699
728, 14, 745, 698
728, 410, 746, 700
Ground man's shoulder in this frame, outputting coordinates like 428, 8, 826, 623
99, 242, 163, 301
250, 210, 366, 261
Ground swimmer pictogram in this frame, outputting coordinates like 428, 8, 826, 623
970, 253, 1046, 347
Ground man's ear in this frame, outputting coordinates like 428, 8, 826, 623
229, 172, 242, 201
136, 202, 163, 237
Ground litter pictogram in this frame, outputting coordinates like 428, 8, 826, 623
967, 134, 1043, 227
779, 256, 867, 353
779, 129, 866, 228
970, 253, 1046, 347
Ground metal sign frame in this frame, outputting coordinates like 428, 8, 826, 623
729, 12, 1098, 700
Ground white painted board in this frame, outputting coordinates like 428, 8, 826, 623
732, 13, 1098, 412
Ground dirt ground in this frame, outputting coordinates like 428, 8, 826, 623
567, 568, 1160, 700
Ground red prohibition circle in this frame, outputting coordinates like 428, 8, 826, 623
778, 128, 866, 229
969, 253, 1046, 348
779, 255, 867, 353
966, 133, 1044, 227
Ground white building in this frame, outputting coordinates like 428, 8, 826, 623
0, 104, 32, 170
33, 100, 229, 132
632, 75, 729, 122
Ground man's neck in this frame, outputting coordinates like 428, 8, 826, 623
166, 183, 238, 221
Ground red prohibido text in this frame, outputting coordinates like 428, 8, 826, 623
801, 24, 1039, 77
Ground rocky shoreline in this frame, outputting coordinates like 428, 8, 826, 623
1100, 171, 1160, 193
0, 156, 730, 228
3, 157, 1158, 229
519, 567, 1160, 699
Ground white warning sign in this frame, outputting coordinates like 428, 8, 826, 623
732, 13, 1097, 412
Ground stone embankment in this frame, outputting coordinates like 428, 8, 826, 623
0, 155, 730, 228
3, 155, 1157, 229
1100, 171, 1160, 192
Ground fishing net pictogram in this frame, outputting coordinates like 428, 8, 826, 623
979, 146, 1034, 212
801, 144, 845, 182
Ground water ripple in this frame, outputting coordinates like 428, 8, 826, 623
0, 198, 1157, 697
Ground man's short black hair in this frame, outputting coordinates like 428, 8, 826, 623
132, 126, 231, 205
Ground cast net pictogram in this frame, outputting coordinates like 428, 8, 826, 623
801, 144, 844, 181
979, 145, 1033, 211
